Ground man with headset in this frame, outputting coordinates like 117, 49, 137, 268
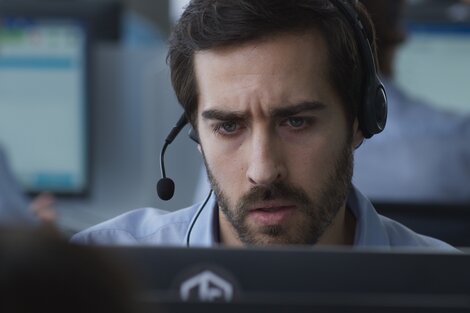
72, 0, 454, 249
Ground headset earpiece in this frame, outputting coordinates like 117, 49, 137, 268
361, 77, 387, 138
330, 0, 388, 138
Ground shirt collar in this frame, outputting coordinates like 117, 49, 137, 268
348, 185, 391, 248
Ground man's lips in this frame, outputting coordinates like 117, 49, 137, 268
248, 201, 297, 225
249, 201, 295, 211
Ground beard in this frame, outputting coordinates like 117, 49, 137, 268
202, 140, 353, 246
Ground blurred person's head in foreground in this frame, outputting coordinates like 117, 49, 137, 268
0, 227, 136, 313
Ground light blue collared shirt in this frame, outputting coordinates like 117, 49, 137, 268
71, 186, 455, 251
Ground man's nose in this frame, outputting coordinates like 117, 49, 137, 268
246, 131, 286, 186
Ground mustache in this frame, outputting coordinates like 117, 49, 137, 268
236, 182, 312, 213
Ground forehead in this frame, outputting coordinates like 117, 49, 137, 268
193, 31, 336, 115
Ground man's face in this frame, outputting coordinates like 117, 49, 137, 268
194, 31, 361, 246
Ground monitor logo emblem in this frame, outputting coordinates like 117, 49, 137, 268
179, 270, 234, 302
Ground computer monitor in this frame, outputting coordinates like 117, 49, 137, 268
0, 1, 121, 195
100, 246, 470, 313
0, 17, 88, 195
395, 23, 470, 115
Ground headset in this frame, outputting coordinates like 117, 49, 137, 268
156, 0, 388, 243
330, 0, 387, 139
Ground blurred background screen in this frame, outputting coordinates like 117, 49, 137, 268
0, 17, 88, 194
396, 23, 470, 114
0, 1, 120, 196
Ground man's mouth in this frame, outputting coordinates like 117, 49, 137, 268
248, 201, 297, 225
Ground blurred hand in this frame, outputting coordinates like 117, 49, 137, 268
29, 193, 57, 224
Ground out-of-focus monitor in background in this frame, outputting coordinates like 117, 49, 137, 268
394, 0, 470, 115
396, 23, 470, 115
0, 1, 120, 195
0, 17, 87, 195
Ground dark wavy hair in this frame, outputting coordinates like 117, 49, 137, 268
168, 0, 376, 128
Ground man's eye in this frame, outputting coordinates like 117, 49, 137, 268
213, 121, 240, 136
221, 121, 238, 133
287, 117, 305, 128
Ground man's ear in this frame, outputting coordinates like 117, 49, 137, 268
188, 127, 202, 153
352, 118, 364, 149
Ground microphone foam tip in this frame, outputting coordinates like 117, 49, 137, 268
157, 178, 175, 201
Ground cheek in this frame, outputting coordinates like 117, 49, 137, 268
286, 137, 339, 185
210, 153, 244, 179
203, 141, 247, 196
200, 125, 247, 173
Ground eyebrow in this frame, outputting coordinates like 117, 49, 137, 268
201, 109, 245, 121
201, 101, 326, 121
270, 101, 326, 118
